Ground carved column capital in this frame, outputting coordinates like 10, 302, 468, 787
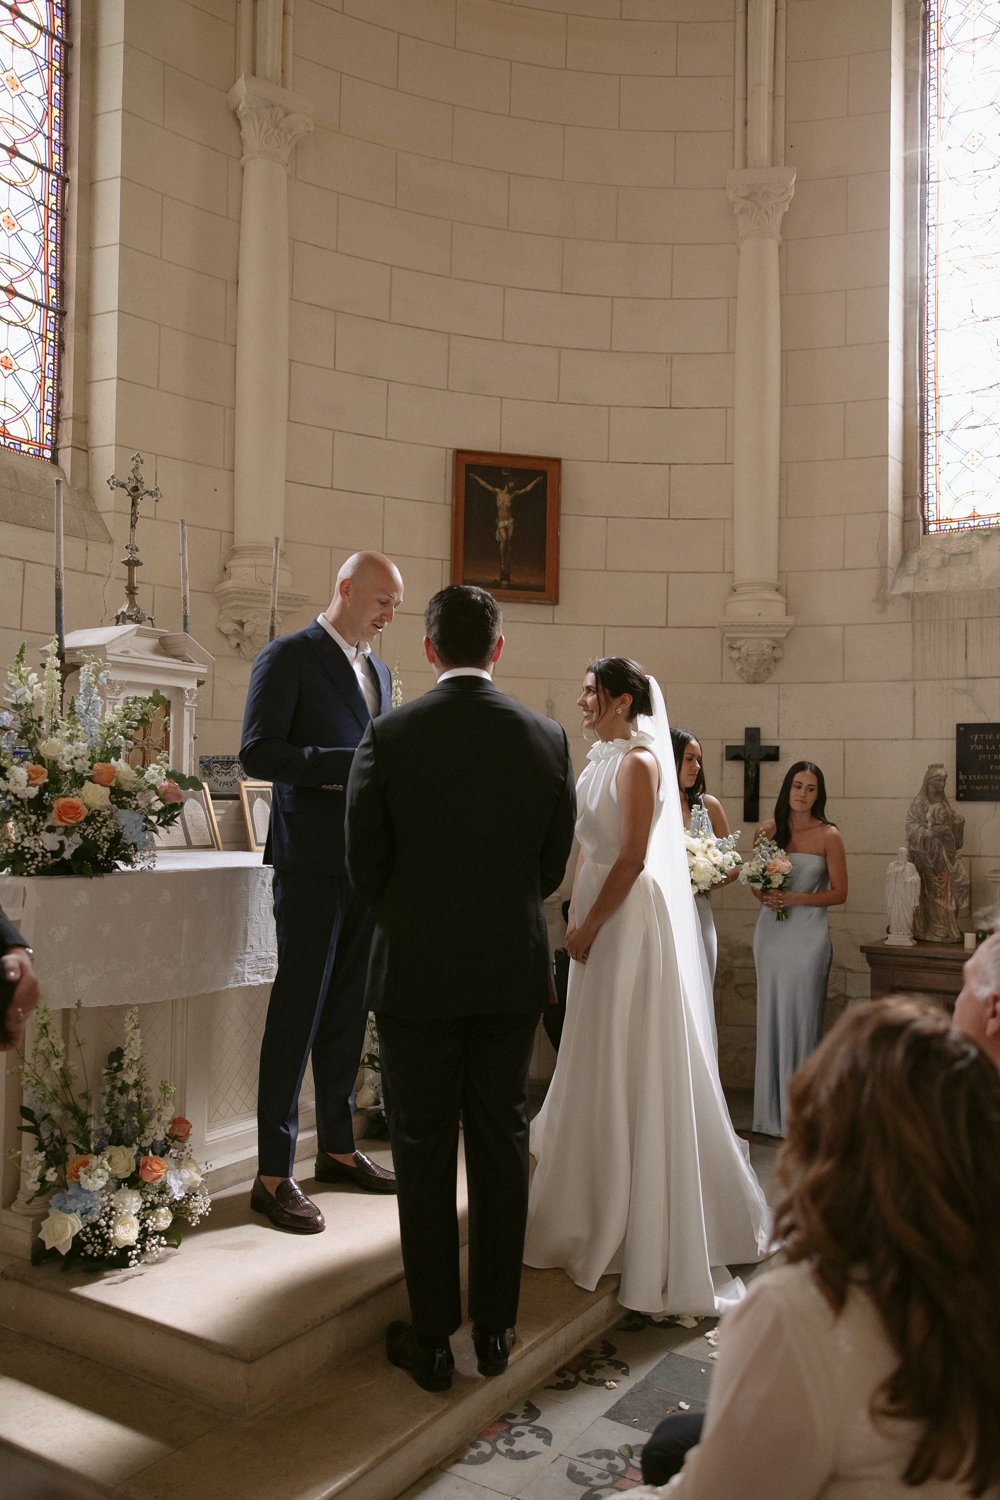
228, 74, 313, 166
720, 614, 795, 684
215, 573, 310, 661
727, 167, 796, 243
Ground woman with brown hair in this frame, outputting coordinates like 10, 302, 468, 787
631, 997, 1000, 1497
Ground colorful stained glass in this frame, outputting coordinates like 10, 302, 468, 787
0, 0, 66, 463
924, 0, 1000, 533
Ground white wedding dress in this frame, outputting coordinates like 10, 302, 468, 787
524, 685, 769, 1317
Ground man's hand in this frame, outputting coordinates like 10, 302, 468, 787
1, 947, 39, 1051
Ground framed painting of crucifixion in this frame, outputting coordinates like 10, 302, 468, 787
452, 450, 560, 605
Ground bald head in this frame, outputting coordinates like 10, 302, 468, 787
326, 551, 403, 647
954, 932, 1000, 1068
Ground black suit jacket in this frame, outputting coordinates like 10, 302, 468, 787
345, 675, 576, 1018
0, 906, 27, 953
240, 619, 392, 873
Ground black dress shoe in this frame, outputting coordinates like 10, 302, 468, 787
386, 1321, 454, 1393
250, 1175, 325, 1233
314, 1150, 396, 1194
472, 1325, 516, 1377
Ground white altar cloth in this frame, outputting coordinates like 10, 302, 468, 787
0, 852, 276, 1008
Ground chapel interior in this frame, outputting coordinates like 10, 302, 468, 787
1, 1, 998, 1497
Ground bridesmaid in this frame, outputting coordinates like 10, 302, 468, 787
751, 761, 847, 1137
672, 728, 737, 988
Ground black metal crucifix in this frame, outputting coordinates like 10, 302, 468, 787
725, 726, 779, 823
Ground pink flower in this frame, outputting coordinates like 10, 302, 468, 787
24, 763, 48, 786
139, 1155, 168, 1183
157, 780, 184, 805
91, 762, 118, 786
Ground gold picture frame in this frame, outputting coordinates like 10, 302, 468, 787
239, 779, 273, 854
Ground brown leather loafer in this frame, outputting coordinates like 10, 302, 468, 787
250, 1175, 325, 1233
314, 1150, 396, 1194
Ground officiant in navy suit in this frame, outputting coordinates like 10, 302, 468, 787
345, 585, 576, 1390
240, 550, 404, 1232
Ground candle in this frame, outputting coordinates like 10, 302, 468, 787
54, 475, 65, 655
179, 519, 190, 634
268, 535, 281, 642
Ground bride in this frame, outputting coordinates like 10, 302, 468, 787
524, 658, 769, 1317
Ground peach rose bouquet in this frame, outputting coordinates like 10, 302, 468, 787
0, 641, 201, 876
18, 1006, 211, 1270
739, 835, 794, 920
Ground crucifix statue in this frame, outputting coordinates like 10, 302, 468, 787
107, 452, 162, 627
726, 726, 779, 823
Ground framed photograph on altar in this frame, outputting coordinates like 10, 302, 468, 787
154, 787, 223, 851
239, 779, 272, 854
452, 450, 560, 605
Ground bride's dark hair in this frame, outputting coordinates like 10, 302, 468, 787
588, 657, 652, 721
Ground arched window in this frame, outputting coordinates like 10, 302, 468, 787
0, 0, 67, 464
923, 0, 1000, 534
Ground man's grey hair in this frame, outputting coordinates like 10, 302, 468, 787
970, 931, 1000, 1000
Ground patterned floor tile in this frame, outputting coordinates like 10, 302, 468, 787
444, 1397, 588, 1497
399, 1472, 509, 1500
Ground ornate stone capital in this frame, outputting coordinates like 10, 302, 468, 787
727, 167, 796, 243
215, 569, 309, 661
721, 584, 795, 683
228, 74, 313, 167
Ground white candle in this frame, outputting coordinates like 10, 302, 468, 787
179, 519, 190, 634
54, 475, 65, 654
268, 535, 281, 642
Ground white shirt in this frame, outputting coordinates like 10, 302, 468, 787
633, 1262, 974, 1500
316, 614, 378, 716
437, 667, 493, 684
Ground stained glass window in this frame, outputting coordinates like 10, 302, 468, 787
923, 0, 1000, 533
0, 0, 66, 464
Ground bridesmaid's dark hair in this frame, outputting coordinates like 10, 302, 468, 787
672, 728, 706, 809
773, 760, 833, 846
588, 657, 652, 722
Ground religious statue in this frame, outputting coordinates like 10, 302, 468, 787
905, 764, 970, 943
884, 847, 920, 946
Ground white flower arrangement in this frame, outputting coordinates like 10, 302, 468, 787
18, 1005, 211, 1270
738, 836, 794, 920
0, 640, 200, 877
685, 828, 742, 894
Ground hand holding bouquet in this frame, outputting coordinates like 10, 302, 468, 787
684, 828, 742, 895
739, 836, 793, 918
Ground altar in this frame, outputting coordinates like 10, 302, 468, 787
0, 853, 288, 1258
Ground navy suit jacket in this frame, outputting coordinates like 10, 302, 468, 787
240, 619, 392, 874
345, 675, 576, 1018
1, 906, 27, 952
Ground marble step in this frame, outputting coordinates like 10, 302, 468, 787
0, 1140, 414, 1416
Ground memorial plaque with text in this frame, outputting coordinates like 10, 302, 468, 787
955, 723, 1000, 801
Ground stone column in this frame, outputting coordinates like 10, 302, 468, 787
215, 75, 312, 659
721, 169, 796, 683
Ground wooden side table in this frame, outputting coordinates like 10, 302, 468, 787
860, 939, 969, 1011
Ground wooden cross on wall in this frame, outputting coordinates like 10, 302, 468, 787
725, 727, 779, 823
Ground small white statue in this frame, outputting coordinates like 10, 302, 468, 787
885, 846, 920, 947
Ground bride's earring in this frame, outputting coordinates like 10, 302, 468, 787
615, 707, 622, 716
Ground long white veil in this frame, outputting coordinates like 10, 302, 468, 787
638, 678, 719, 1061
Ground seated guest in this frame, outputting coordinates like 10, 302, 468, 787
954, 929, 1000, 1068
634, 997, 1000, 1497
1, 903, 38, 1051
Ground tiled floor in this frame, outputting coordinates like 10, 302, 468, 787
403, 1101, 780, 1500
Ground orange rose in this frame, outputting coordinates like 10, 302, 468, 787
52, 796, 88, 826
91, 762, 117, 786
169, 1116, 192, 1143
24, 763, 48, 786
67, 1154, 94, 1183
157, 780, 184, 805
139, 1155, 168, 1183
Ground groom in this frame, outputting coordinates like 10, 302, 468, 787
345, 585, 576, 1391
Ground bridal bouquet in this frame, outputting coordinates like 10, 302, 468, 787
685, 828, 742, 894
19, 1005, 211, 1270
739, 836, 793, 919
0, 641, 201, 876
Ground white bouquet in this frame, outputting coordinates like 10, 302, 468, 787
684, 828, 742, 894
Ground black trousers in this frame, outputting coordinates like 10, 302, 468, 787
641, 1412, 705, 1485
377, 1010, 538, 1338
256, 869, 374, 1176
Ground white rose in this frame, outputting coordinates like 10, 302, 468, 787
112, 1187, 142, 1215
80, 781, 112, 810
150, 1207, 173, 1231
114, 761, 138, 788
106, 1144, 136, 1179
38, 1208, 83, 1256
110, 1213, 140, 1248
178, 1158, 203, 1189
38, 736, 65, 759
